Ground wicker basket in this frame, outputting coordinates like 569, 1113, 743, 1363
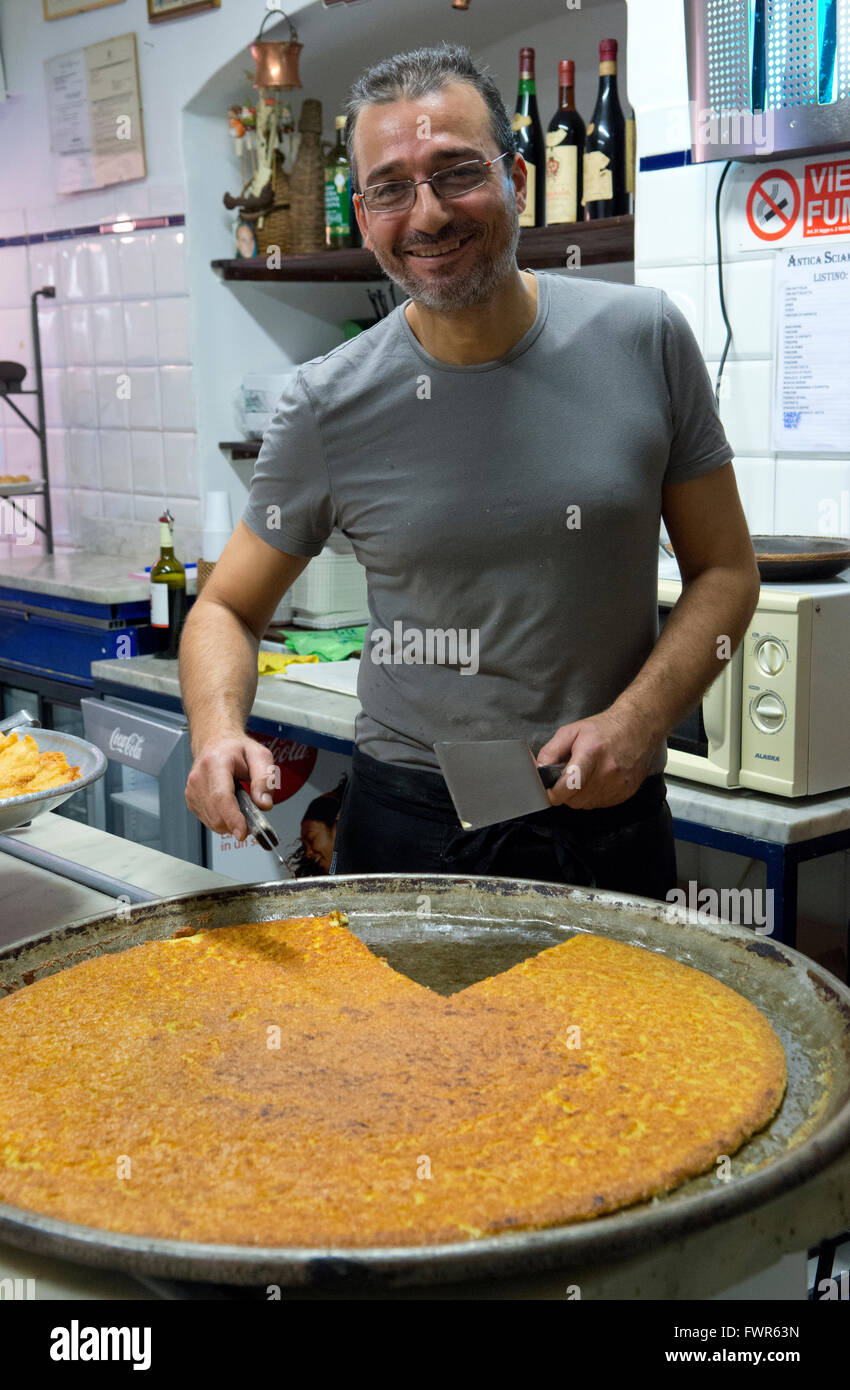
238, 152, 292, 259
288, 98, 326, 254
196, 559, 217, 595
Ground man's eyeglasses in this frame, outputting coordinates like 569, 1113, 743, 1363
357, 152, 512, 214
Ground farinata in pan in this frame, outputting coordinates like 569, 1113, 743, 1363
0, 912, 786, 1246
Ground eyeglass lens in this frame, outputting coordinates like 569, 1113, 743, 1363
365, 161, 490, 211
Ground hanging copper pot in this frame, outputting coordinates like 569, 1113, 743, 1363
251, 9, 303, 90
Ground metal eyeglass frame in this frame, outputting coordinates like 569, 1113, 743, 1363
355, 151, 513, 214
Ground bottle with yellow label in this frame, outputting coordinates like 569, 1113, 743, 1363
512, 47, 545, 227
583, 38, 628, 220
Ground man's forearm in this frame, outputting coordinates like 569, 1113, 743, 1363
609, 565, 760, 741
179, 597, 260, 754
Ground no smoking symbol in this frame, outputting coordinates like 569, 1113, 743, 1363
747, 169, 800, 241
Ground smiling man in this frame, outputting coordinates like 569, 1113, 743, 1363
181, 43, 759, 899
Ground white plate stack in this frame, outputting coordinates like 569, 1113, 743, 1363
289, 531, 368, 628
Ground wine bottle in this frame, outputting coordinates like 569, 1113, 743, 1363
512, 47, 546, 228
150, 508, 187, 661
583, 38, 628, 220
545, 60, 585, 225
625, 106, 636, 214
325, 116, 353, 250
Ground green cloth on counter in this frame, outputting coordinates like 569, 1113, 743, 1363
279, 626, 366, 662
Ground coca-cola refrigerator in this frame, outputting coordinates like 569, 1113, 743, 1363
81, 694, 353, 879
81, 695, 201, 864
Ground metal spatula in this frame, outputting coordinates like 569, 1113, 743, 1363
235, 785, 287, 871
434, 739, 567, 831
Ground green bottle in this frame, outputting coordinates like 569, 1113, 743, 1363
324, 116, 352, 250
150, 508, 186, 660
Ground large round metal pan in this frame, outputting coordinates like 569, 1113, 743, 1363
0, 728, 106, 833
0, 875, 848, 1291
749, 535, 850, 582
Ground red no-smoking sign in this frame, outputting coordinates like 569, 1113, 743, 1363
746, 169, 801, 241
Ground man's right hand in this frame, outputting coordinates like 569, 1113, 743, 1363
185, 735, 277, 839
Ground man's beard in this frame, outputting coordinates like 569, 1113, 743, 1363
368, 195, 521, 313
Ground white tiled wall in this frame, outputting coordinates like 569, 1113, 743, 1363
0, 219, 199, 559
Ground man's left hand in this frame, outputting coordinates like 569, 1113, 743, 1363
535, 707, 659, 810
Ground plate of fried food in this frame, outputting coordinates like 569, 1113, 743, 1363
0, 727, 107, 833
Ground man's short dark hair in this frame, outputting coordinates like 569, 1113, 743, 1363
344, 42, 516, 194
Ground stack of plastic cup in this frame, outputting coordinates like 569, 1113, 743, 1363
202, 492, 233, 562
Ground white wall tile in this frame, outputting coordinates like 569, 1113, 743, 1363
130, 430, 165, 495
99, 429, 132, 492
133, 492, 165, 522
704, 258, 776, 360
127, 368, 161, 429
634, 264, 705, 347
2, 428, 41, 479
730, 457, 776, 532
775, 458, 850, 535
68, 429, 101, 491
155, 297, 190, 364
87, 237, 122, 300
101, 491, 135, 521
168, 497, 200, 530
0, 308, 32, 377
57, 242, 93, 302
95, 368, 130, 430
146, 185, 184, 216
49, 487, 72, 542
163, 431, 199, 498
150, 230, 186, 296
46, 428, 68, 489
28, 242, 61, 293
36, 306, 65, 369
0, 248, 30, 308
65, 367, 98, 428
42, 369, 66, 427
117, 234, 155, 299
635, 164, 706, 267
705, 358, 773, 457
91, 302, 125, 364
123, 301, 157, 365
704, 164, 767, 265
159, 366, 195, 431
63, 304, 93, 366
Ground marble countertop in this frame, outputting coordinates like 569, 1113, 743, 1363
0, 551, 152, 604
91, 654, 359, 743
92, 657, 850, 843
0, 811, 235, 950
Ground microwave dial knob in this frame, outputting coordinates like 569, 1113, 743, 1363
751, 692, 786, 733
756, 638, 785, 676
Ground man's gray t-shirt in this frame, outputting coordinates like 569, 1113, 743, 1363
242, 271, 733, 775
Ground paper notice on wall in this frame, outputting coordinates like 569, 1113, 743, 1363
773, 246, 850, 453
44, 32, 145, 194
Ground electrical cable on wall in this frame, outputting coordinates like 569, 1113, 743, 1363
714, 159, 734, 406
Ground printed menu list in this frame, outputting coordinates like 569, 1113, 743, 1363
44, 32, 145, 194
773, 246, 850, 453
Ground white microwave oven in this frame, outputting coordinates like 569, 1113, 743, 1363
658, 573, 850, 798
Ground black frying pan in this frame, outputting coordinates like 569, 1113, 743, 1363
663, 537, 850, 582
749, 536, 850, 582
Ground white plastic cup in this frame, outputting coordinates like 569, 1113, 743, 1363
202, 528, 231, 562
203, 491, 233, 532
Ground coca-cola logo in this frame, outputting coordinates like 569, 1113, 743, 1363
239, 735, 317, 805
109, 727, 145, 760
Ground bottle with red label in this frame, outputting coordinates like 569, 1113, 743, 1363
150, 508, 187, 660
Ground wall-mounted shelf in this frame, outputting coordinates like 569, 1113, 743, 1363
219, 440, 261, 460
211, 215, 634, 283
0, 289, 56, 553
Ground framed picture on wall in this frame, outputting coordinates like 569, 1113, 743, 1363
147, 0, 220, 22
44, 0, 125, 19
